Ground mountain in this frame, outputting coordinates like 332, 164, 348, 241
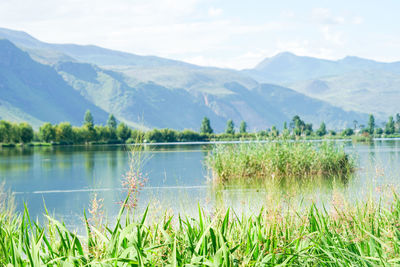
243, 52, 342, 84
55, 61, 227, 130
0, 39, 108, 127
0, 28, 367, 131
244, 52, 400, 85
245, 52, 400, 120
0, 27, 190, 67
56, 61, 366, 131
289, 70, 400, 119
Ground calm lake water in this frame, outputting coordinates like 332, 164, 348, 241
1, 140, 400, 228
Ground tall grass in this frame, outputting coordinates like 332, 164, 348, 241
206, 141, 355, 183
2, 188, 400, 265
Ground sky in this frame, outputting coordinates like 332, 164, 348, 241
0, 0, 399, 69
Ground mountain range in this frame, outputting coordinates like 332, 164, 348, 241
1, 27, 395, 131
244, 52, 400, 120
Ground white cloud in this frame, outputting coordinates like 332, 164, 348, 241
352, 16, 364, 25
183, 50, 272, 69
0, 1, 395, 69
0, 0, 286, 61
312, 8, 345, 25
208, 7, 223, 17
320, 26, 345, 46
280, 10, 295, 19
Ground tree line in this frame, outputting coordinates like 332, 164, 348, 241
1, 111, 400, 145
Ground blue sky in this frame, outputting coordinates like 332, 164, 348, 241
0, 0, 399, 69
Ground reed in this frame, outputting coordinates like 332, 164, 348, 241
206, 141, 355, 183
2, 189, 400, 265
352, 135, 374, 143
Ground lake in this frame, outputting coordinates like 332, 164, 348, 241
1, 140, 400, 228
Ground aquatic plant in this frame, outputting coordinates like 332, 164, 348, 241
206, 141, 355, 182
2, 188, 400, 265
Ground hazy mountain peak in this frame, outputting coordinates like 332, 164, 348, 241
339, 55, 378, 65
0, 27, 37, 40
0, 27, 42, 48
255, 51, 297, 68
273, 51, 297, 58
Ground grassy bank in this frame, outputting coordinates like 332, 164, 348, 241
2, 191, 400, 265
206, 141, 355, 183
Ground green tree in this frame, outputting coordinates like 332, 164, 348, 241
178, 129, 203, 142
145, 129, 163, 143
18, 122, 34, 143
72, 127, 86, 143
56, 122, 74, 143
200, 117, 213, 134
95, 125, 109, 141
375, 127, 383, 135
160, 129, 178, 142
304, 123, 313, 136
107, 114, 117, 129
396, 113, 400, 133
270, 126, 279, 137
239, 121, 247, 134
316, 122, 327, 136
82, 124, 97, 142
39, 123, 56, 143
225, 119, 235, 134
385, 116, 395, 134
291, 115, 305, 136
130, 129, 146, 143
342, 128, 354, 136
0, 120, 12, 143
353, 120, 358, 130
84, 110, 94, 128
117, 123, 131, 142
367, 114, 375, 135
282, 122, 290, 138
106, 114, 118, 140
10, 123, 20, 143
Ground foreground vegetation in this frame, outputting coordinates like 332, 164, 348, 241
0, 133, 396, 266
207, 141, 355, 183
2, 188, 400, 265
1, 111, 400, 146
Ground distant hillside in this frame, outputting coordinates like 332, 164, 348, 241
0, 39, 108, 127
0, 27, 190, 67
245, 52, 400, 119
56, 61, 366, 131
289, 70, 400, 119
0, 28, 368, 131
244, 52, 400, 84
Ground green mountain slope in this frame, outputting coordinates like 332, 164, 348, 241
56, 61, 227, 130
0, 39, 109, 126
56, 61, 366, 131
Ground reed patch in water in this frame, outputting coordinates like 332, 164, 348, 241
206, 141, 355, 182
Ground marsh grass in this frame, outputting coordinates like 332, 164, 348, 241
3, 185, 400, 265
206, 141, 355, 183
352, 135, 374, 143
